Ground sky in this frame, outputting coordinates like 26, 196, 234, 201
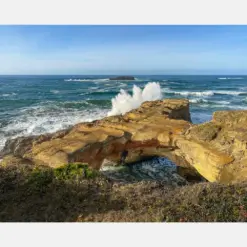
1, 25, 247, 75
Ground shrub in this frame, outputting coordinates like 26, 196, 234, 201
54, 163, 99, 180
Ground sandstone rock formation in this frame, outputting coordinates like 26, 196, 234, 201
0, 99, 191, 168
1, 98, 247, 184
182, 110, 247, 183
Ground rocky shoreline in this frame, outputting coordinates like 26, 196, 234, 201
1, 98, 247, 184
1, 98, 247, 222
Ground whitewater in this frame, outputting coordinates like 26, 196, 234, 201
1, 75, 247, 151
107, 82, 162, 116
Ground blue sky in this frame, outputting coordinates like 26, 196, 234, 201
1, 25, 247, 75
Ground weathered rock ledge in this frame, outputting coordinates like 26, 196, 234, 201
1, 98, 247, 183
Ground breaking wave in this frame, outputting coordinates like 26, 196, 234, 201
107, 82, 162, 116
0, 103, 108, 151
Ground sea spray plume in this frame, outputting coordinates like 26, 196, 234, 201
107, 82, 162, 116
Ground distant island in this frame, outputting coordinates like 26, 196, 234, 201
109, 76, 135, 80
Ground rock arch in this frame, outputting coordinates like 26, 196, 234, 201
1, 99, 247, 183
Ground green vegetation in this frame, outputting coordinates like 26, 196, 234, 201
23, 163, 99, 193
54, 163, 99, 180
0, 162, 247, 222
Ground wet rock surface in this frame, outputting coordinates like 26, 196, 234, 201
100, 157, 188, 185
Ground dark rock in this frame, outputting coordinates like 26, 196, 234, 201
109, 76, 135, 80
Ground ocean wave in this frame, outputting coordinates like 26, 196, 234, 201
50, 90, 60, 94
0, 104, 109, 151
192, 102, 246, 110
163, 89, 246, 96
214, 105, 247, 110
214, 91, 244, 96
217, 77, 244, 80
166, 91, 214, 97
167, 82, 180, 85
190, 98, 231, 105
117, 82, 128, 87
108, 82, 162, 116
227, 105, 247, 109
189, 98, 209, 103
214, 100, 231, 105
180, 91, 214, 96
1, 93, 17, 97
64, 78, 109, 82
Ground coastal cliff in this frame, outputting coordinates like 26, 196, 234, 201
1, 98, 247, 184
2, 98, 247, 222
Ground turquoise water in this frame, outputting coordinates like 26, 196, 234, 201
1, 75, 247, 150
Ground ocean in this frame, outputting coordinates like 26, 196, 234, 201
1, 75, 247, 151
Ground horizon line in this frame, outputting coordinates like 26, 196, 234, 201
0, 74, 247, 76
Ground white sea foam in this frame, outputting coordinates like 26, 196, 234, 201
189, 98, 209, 103
107, 82, 162, 116
171, 91, 214, 97
209, 105, 247, 110
190, 98, 231, 106
1, 93, 17, 97
182, 91, 214, 96
64, 78, 109, 82
118, 83, 128, 87
164, 89, 244, 96
215, 90, 243, 95
218, 77, 244, 80
216, 100, 231, 105
50, 90, 60, 94
0, 104, 108, 151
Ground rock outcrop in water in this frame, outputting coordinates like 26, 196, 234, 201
1, 98, 247, 184
109, 76, 135, 80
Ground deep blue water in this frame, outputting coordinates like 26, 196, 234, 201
1, 75, 247, 150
